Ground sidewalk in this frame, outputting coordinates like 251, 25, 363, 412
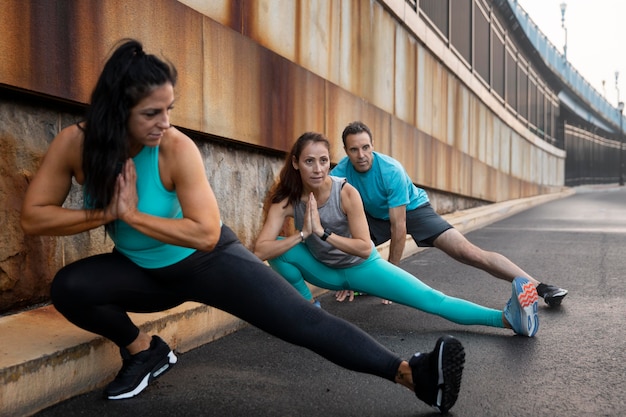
0, 188, 574, 417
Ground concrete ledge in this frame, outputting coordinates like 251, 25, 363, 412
0, 303, 249, 417
0, 188, 574, 417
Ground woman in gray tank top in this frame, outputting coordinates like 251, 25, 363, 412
254, 132, 539, 338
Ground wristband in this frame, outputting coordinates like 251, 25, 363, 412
299, 231, 305, 242
320, 228, 332, 241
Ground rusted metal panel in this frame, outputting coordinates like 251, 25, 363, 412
246, 0, 296, 62
0, 0, 205, 127
431, 139, 452, 192
298, 0, 398, 114
335, 0, 362, 93
179, 0, 243, 32
431, 61, 447, 142
471, 160, 489, 201
497, 118, 511, 174
490, 117, 501, 171
478, 101, 491, 166
394, 27, 417, 126
364, 3, 396, 114
468, 95, 481, 160
445, 76, 456, 147
1, 0, 103, 103
1, 0, 566, 203
295, 0, 339, 82
325, 84, 362, 159
390, 120, 420, 182
510, 131, 531, 181
451, 79, 470, 154
215, 1, 554, 193
415, 130, 435, 189
202, 20, 326, 152
417, 45, 433, 136
449, 151, 474, 197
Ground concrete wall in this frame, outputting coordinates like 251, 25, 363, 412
0, 0, 566, 312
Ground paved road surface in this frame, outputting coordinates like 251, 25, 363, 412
34, 186, 626, 417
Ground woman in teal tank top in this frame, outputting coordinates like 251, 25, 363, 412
254, 133, 539, 338
20, 39, 466, 413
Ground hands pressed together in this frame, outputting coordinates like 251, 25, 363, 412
106, 159, 139, 223
301, 192, 325, 239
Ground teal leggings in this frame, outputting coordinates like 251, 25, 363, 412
268, 242, 505, 328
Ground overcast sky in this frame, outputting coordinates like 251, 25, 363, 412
516, 0, 626, 109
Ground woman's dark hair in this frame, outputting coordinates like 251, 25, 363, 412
341, 121, 373, 146
267, 132, 331, 209
82, 38, 177, 213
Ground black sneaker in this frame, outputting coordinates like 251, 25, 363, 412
105, 335, 177, 400
409, 335, 465, 414
536, 283, 568, 307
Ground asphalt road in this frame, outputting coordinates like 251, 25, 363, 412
34, 186, 626, 417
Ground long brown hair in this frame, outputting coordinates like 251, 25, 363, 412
267, 132, 331, 209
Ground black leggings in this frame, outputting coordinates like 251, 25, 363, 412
51, 225, 402, 382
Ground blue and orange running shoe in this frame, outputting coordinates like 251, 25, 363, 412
504, 277, 539, 337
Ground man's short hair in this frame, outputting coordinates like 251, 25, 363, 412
341, 121, 373, 146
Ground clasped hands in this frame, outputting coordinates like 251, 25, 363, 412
105, 159, 139, 222
300, 192, 326, 240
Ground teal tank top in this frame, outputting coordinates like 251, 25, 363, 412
108, 145, 195, 268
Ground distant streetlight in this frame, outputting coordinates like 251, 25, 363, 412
619, 101, 624, 186
560, 2, 567, 59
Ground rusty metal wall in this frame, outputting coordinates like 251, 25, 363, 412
179, 0, 567, 200
0, 0, 565, 204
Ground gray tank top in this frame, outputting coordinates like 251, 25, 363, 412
294, 176, 370, 268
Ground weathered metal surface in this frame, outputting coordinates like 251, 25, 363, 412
201, 21, 326, 153
394, 26, 418, 126
1, 0, 566, 200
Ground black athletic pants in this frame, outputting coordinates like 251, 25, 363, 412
51, 225, 402, 382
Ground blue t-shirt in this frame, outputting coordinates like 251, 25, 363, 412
108, 145, 196, 268
331, 152, 429, 220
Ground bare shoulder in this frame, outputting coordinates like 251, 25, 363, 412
42, 123, 84, 177
160, 127, 198, 154
340, 181, 361, 199
269, 196, 294, 218
53, 123, 84, 148
340, 181, 365, 214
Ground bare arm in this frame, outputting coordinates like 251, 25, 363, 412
115, 130, 221, 252
311, 184, 372, 259
387, 205, 407, 265
253, 198, 303, 261
20, 125, 116, 236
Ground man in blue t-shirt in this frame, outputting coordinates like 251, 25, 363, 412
331, 121, 567, 307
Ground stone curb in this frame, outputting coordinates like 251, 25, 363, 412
0, 188, 574, 417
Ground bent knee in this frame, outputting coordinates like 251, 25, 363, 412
50, 266, 91, 306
